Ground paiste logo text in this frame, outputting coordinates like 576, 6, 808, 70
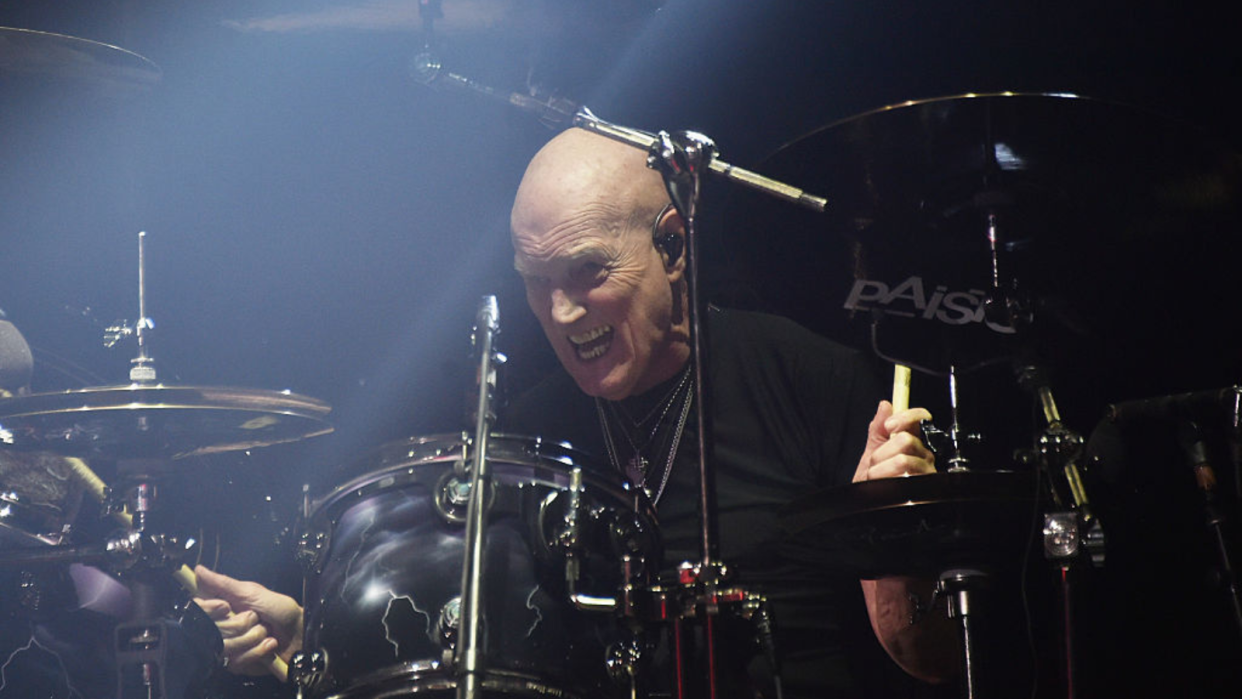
843, 276, 1016, 334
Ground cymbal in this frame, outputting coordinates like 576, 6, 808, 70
739, 92, 1242, 388
0, 385, 332, 459
780, 471, 1037, 577
1, 26, 160, 95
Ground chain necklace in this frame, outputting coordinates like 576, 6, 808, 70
611, 365, 691, 430
604, 367, 691, 475
598, 367, 691, 481
596, 372, 694, 506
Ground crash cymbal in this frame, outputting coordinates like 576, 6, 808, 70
780, 470, 1037, 577
1, 26, 160, 95
0, 385, 332, 459
736, 92, 1242, 394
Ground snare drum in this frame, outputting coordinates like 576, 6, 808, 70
296, 434, 661, 699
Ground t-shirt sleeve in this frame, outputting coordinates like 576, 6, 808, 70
789, 325, 885, 489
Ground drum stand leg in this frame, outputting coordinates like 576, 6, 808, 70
939, 569, 990, 699
1057, 563, 1076, 699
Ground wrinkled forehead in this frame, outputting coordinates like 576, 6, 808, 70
512, 203, 638, 274
513, 240, 612, 278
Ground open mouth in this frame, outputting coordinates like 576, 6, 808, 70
569, 325, 613, 360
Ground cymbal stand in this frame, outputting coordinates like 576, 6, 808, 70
588, 121, 726, 699
937, 568, 991, 699
103, 231, 157, 382
1018, 364, 1104, 699
1177, 416, 1242, 640
573, 112, 824, 699
648, 126, 726, 699
915, 367, 994, 699
106, 231, 221, 699
919, 365, 978, 473
454, 295, 501, 699
131, 231, 156, 384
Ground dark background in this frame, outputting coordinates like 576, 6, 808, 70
3, 1, 1241, 697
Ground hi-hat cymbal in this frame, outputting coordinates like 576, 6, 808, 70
736, 92, 1242, 393
1, 26, 160, 95
780, 470, 1037, 577
0, 385, 332, 459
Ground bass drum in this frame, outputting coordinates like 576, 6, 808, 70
296, 434, 661, 699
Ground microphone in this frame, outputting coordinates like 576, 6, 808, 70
410, 52, 579, 128
468, 295, 502, 425
0, 320, 34, 393
474, 294, 499, 337
1107, 387, 1242, 425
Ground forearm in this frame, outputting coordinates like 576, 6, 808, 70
861, 576, 960, 683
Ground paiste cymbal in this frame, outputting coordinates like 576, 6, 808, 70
1, 26, 160, 95
779, 470, 1037, 577
0, 384, 332, 460
738, 92, 1242, 391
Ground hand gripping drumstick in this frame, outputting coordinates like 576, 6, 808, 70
64, 457, 290, 680
892, 364, 911, 414
177, 566, 291, 681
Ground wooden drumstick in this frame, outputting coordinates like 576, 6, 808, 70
892, 364, 911, 413
64, 457, 290, 681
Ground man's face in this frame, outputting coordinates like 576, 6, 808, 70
513, 202, 678, 401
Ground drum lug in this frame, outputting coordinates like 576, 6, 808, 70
435, 470, 492, 524
288, 648, 329, 695
438, 595, 461, 650
295, 529, 330, 574
552, 468, 585, 552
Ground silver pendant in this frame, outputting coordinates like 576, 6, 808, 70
626, 453, 648, 485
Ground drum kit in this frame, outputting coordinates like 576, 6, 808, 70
4, 22, 1242, 699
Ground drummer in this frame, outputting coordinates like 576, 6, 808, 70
195, 128, 957, 696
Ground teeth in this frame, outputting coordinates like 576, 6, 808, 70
569, 325, 612, 360
579, 343, 608, 359
569, 325, 611, 344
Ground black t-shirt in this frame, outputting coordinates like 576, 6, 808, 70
505, 308, 929, 698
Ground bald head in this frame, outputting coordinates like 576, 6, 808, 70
512, 128, 670, 244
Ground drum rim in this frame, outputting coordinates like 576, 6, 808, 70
306, 433, 654, 527
319, 663, 593, 699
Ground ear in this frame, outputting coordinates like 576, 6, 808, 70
654, 208, 687, 280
